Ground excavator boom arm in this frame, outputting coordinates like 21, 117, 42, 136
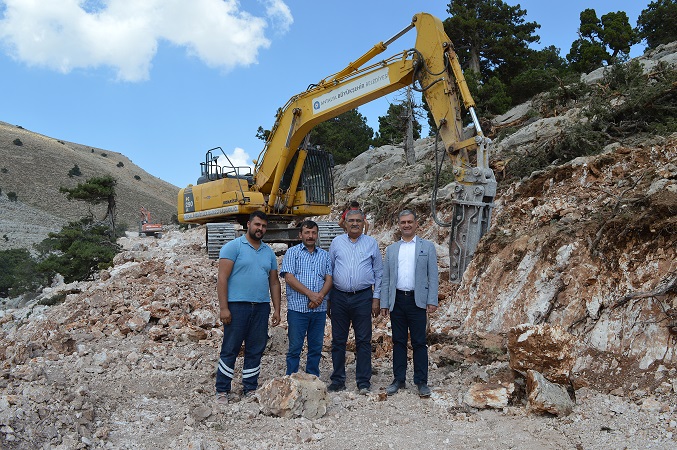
253, 13, 480, 211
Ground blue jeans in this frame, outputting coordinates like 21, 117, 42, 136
215, 302, 270, 393
391, 291, 428, 385
286, 310, 326, 377
329, 287, 373, 388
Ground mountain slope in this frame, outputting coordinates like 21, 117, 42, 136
0, 121, 179, 250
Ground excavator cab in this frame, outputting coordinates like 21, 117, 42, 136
280, 147, 335, 208
197, 147, 254, 186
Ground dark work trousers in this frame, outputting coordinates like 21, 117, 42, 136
329, 287, 373, 389
216, 302, 270, 394
391, 290, 428, 385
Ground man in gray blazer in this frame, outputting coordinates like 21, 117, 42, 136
380, 209, 439, 397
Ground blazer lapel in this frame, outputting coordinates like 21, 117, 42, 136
392, 241, 401, 299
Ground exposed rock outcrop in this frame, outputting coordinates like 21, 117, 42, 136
508, 324, 576, 385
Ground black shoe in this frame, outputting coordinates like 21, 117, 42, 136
417, 384, 431, 398
386, 380, 405, 395
327, 382, 346, 392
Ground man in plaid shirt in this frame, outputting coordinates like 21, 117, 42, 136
280, 220, 333, 376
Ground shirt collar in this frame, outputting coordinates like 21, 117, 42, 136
241, 234, 265, 250
400, 235, 417, 244
300, 243, 316, 253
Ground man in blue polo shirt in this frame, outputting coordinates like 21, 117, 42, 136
328, 209, 382, 395
215, 211, 281, 404
280, 220, 333, 377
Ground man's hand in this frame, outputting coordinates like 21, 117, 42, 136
427, 305, 438, 314
220, 307, 232, 325
307, 292, 324, 307
271, 310, 281, 327
371, 298, 380, 318
307, 299, 322, 309
380, 308, 389, 318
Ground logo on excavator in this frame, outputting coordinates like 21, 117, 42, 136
184, 192, 195, 213
312, 67, 390, 114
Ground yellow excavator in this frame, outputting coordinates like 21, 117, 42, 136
178, 12, 496, 282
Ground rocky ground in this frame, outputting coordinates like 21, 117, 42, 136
1, 228, 675, 449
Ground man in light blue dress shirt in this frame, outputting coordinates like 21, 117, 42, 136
327, 209, 383, 395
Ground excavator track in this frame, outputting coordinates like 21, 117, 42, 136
206, 223, 238, 260
206, 221, 342, 260
317, 221, 344, 250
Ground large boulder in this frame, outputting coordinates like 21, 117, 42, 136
526, 370, 575, 416
257, 372, 328, 419
508, 324, 576, 384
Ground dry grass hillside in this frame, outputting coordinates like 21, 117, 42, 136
0, 120, 179, 248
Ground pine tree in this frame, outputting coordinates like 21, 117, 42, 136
36, 218, 119, 283
637, 0, 677, 49
59, 175, 117, 237
443, 0, 540, 79
567, 9, 638, 73
308, 109, 374, 164
37, 176, 121, 283
373, 102, 421, 148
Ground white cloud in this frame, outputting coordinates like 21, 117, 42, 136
263, 0, 293, 34
0, 0, 292, 81
217, 147, 253, 176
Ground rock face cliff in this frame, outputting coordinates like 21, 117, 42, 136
449, 136, 677, 388
330, 42, 677, 389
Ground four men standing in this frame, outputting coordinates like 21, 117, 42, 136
214, 208, 439, 400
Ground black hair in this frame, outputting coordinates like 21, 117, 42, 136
300, 220, 319, 230
249, 210, 268, 222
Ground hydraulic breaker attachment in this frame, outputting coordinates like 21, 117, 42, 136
448, 137, 496, 283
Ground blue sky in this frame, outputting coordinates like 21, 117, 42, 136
0, 1, 651, 189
